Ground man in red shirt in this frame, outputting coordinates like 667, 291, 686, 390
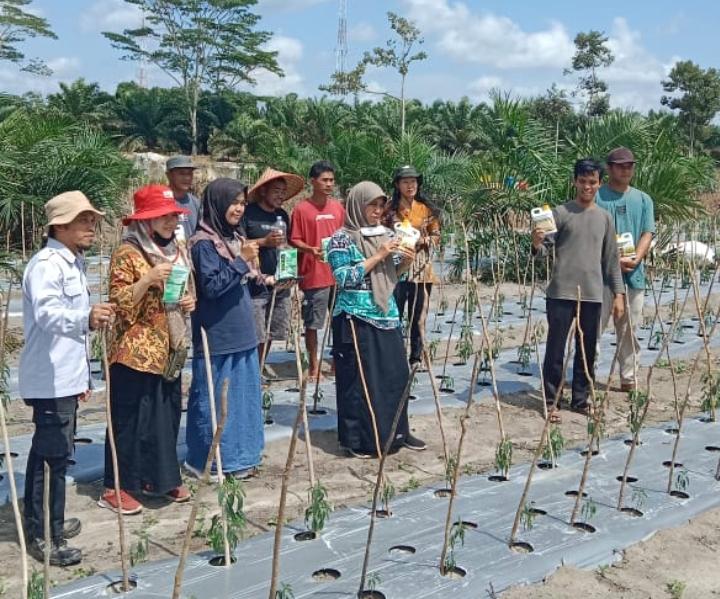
289, 161, 345, 379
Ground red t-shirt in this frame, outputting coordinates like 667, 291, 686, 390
289, 198, 345, 290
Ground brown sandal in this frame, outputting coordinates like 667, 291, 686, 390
548, 408, 562, 424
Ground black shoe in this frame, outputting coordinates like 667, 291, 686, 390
63, 518, 81, 540
403, 434, 427, 451
28, 539, 82, 567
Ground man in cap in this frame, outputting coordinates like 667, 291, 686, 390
165, 155, 201, 244
19, 191, 115, 566
243, 168, 304, 372
597, 147, 656, 392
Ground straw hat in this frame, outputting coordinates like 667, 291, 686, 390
247, 168, 305, 203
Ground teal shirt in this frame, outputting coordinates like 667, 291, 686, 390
327, 230, 401, 330
596, 185, 656, 289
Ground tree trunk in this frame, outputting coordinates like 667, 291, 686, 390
400, 73, 406, 138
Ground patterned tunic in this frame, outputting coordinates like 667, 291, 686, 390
327, 230, 401, 330
108, 244, 170, 375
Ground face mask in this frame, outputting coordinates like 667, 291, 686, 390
360, 225, 388, 237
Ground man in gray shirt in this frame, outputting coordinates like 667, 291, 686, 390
166, 155, 201, 244
532, 159, 625, 420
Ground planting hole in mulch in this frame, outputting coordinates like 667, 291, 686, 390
665, 428, 680, 435
308, 408, 328, 416
264, 418, 275, 426
489, 475, 509, 482
285, 386, 300, 393
529, 507, 547, 516
312, 568, 341, 582
670, 490, 690, 500
374, 509, 391, 518
209, 555, 237, 566
442, 565, 467, 580
705, 446, 720, 452
359, 591, 386, 599
408, 394, 418, 401
439, 387, 455, 394
565, 490, 588, 498
699, 416, 715, 423
434, 488, 452, 498
510, 541, 534, 554
663, 461, 683, 468
459, 520, 478, 528
621, 507, 644, 517
294, 531, 317, 542
616, 475, 639, 483
453, 361, 467, 367
572, 522, 597, 533
581, 448, 600, 457
624, 439, 642, 446
537, 462, 555, 470
389, 545, 416, 555
477, 380, 492, 387
74, 437, 93, 444
518, 371, 533, 377
106, 580, 138, 594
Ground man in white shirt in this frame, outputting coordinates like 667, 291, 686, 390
19, 191, 114, 566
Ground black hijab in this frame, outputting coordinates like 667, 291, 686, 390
202, 178, 247, 238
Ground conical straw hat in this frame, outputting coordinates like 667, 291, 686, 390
247, 168, 305, 203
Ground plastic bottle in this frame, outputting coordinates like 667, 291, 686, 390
530, 204, 557, 235
617, 232, 636, 258
273, 215, 287, 248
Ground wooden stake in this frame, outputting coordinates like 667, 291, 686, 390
349, 318, 383, 458
311, 286, 336, 413
357, 364, 419, 596
172, 381, 229, 599
101, 332, 130, 592
292, 286, 315, 487
199, 327, 231, 567
258, 286, 277, 376
43, 460, 50, 598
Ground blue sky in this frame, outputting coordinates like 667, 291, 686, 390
4, 0, 720, 113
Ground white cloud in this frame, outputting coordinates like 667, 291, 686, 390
0, 56, 81, 95
348, 22, 377, 43
467, 75, 503, 100
257, 0, 332, 11
401, 0, 574, 69
243, 35, 305, 96
81, 0, 143, 33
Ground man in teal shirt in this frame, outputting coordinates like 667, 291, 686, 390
597, 147, 656, 392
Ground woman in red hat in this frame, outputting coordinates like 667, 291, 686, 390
99, 184, 196, 515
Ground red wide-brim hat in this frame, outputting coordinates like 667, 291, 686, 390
122, 184, 190, 225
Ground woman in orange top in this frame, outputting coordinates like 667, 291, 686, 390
383, 165, 441, 367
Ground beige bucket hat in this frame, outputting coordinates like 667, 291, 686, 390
45, 191, 105, 228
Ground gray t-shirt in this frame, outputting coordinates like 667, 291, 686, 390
175, 192, 200, 241
534, 200, 624, 303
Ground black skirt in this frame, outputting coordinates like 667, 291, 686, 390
104, 363, 182, 494
332, 314, 410, 453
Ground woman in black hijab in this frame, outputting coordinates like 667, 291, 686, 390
185, 178, 264, 480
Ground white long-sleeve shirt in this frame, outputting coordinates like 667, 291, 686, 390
19, 238, 92, 399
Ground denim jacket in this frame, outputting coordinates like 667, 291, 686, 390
19, 238, 92, 399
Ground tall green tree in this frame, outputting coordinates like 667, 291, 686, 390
0, 0, 56, 75
321, 11, 427, 137
661, 60, 720, 155
47, 78, 114, 125
103, 0, 282, 154
565, 30, 614, 117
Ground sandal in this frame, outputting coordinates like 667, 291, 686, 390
547, 408, 562, 424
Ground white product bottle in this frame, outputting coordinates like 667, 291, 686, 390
530, 204, 557, 235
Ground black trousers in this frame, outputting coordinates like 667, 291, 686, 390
23, 396, 77, 543
542, 298, 601, 408
394, 281, 432, 363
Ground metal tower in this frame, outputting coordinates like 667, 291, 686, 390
335, 0, 348, 74
136, 13, 148, 88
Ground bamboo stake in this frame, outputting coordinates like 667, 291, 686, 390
311, 286, 336, 413
43, 461, 50, 599
172, 381, 229, 599
258, 286, 277, 376
357, 364, 419, 596
508, 319, 577, 544
101, 331, 130, 592
199, 327, 230, 567
439, 352, 481, 573
292, 286, 315, 487
349, 318, 383, 458
439, 297, 461, 380
0, 283, 28, 599
268, 372, 306, 599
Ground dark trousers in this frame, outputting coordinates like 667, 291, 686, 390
543, 298, 601, 408
394, 281, 432, 363
23, 396, 77, 543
